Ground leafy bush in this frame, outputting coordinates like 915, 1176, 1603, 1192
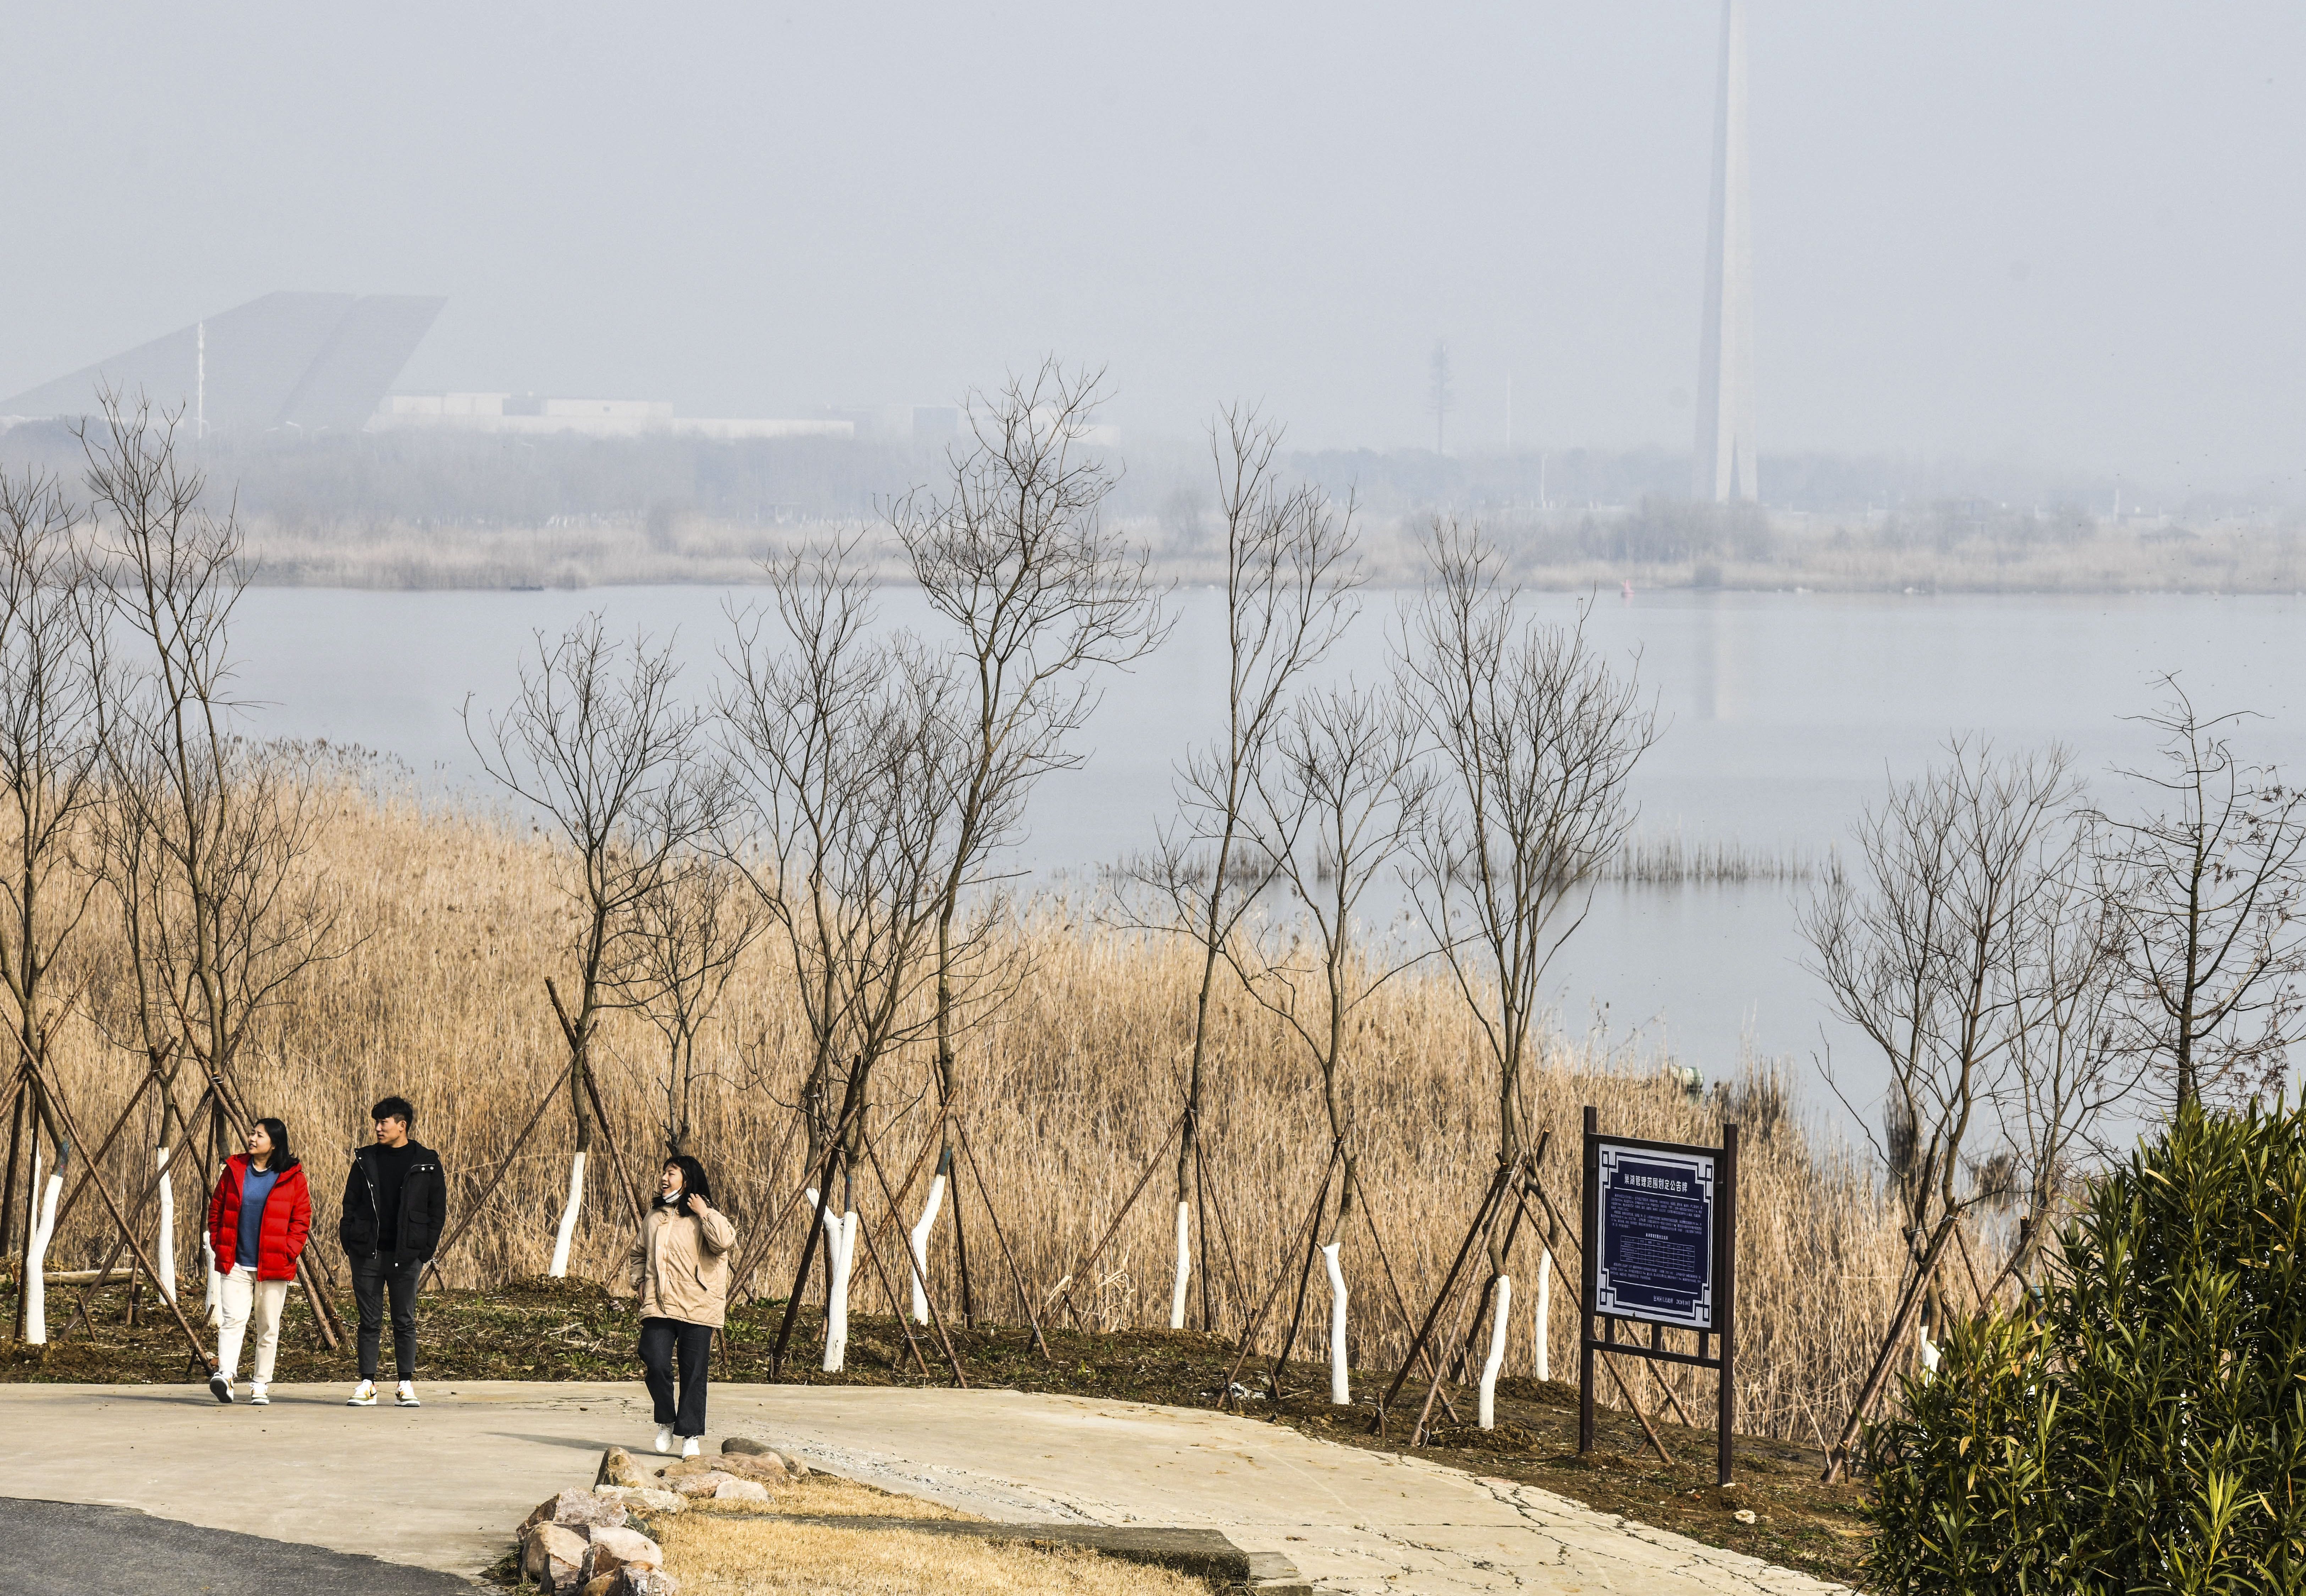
1865, 1097, 2306, 1594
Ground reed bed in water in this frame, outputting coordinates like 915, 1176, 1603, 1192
28, 784, 1901, 1449
1602, 830, 1821, 884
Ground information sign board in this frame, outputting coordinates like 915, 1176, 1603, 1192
1593, 1140, 1716, 1331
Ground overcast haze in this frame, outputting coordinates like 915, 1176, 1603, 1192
6, 3, 2302, 488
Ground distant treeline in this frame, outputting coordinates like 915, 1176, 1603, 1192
0, 422, 928, 529
10, 419, 2281, 535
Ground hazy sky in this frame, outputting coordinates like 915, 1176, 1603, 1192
6, 3, 2302, 486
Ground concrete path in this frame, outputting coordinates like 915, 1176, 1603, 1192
0, 1382, 1851, 1593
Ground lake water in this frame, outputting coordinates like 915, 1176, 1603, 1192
231, 584, 2306, 1149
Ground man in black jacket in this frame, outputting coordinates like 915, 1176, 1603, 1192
339, 1096, 447, 1408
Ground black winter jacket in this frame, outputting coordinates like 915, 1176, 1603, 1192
338, 1141, 448, 1264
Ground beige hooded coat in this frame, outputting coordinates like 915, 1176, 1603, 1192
627, 1201, 739, 1327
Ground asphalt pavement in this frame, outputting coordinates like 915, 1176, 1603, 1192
6, 1496, 474, 1594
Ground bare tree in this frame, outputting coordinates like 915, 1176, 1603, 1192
2094, 681, 2306, 1111
1134, 406, 1360, 1332
0, 467, 104, 1342
1802, 740, 2086, 1478
1234, 681, 1429, 1399
83, 396, 345, 1326
1399, 522, 1657, 1427
892, 361, 1166, 1310
1996, 827, 2132, 1288
617, 842, 763, 1159
467, 617, 726, 1276
719, 539, 958, 1368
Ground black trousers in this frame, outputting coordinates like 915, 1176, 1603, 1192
351, 1254, 423, 1381
640, 1316, 714, 1438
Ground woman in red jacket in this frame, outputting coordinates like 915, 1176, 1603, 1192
205, 1117, 313, 1405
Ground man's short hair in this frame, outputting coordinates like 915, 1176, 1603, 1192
371, 1096, 415, 1129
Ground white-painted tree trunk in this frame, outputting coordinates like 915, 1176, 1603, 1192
1167, 1200, 1191, 1330
21, 1146, 62, 1345
199, 1210, 220, 1327
908, 1172, 946, 1325
1532, 1248, 1551, 1382
154, 1143, 177, 1302
806, 1189, 857, 1373
1919, 1332, 1942, 1377
1477, 1274, 1513, 1430
547, 1150, 587, 1277
1321, 1242, 1349, 1404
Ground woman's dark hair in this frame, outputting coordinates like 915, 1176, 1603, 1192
254, 1117, 298, 1173
655, 1155, 713, 1217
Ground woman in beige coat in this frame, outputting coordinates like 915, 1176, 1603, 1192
628, 1154, 738, 1457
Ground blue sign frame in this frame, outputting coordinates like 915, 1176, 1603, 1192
1593, 1139, 1716, 1331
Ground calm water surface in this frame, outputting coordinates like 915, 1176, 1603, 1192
232, 585, 2306, 1145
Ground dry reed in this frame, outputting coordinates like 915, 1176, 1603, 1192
25, 780, 1904, 1450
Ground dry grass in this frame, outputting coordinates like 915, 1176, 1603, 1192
26, 780, 1905, 1450
654, 1515, 1212, 1596
680, 1475, 981, 1522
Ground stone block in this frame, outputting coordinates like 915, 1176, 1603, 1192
584, 1524, 665, 1576
709, 1452, 788, 1484
522, 1521, 590, 1594
711, 1476, 770, 1502
594, 1485, 687, 1515
597, 1446, 648, 1488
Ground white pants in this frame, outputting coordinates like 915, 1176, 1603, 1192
218, 1264, 291, 1384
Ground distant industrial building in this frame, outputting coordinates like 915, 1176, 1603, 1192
2, 291, 985, 448
0, 291, 444, 434
373, 392, 854, 441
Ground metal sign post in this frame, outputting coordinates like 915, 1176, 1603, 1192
1578, 1104, 1740, 1487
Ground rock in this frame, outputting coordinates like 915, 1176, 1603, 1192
711, 1476, 770, 1503
708, 1452, 788, 1485
584, 1525, 665, 1576
654, 1457, 719, 1480
597, 1446, 648, 1489
522, 1522, 590, 1594
616, 1572, 681, 1596
580, 1579, 619, 1596
720, 1436, 776, 1457
671, 1470, 736, 1498
1732, 1507, 1758, 1525
523, 1487, 627, 1532
594, 1485, 687, 1516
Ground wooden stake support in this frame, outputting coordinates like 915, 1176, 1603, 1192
11, 1040, 215, 1374
1055, 1109, 1184, 1331
423, 1059, 576, 1289
956, 1122, 1051, 1363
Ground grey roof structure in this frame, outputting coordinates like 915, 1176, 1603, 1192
0, 291, 445, 433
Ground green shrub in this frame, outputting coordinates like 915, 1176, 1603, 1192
1864, 1097, 2306, 1594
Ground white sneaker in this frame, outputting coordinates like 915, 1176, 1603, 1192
680, 1436, 700, 1459
248, 1383, 270, 1406
208, 1371, 234, 1404
347, 1380, 378, 1406
394, 1381, 421, 1408
655, 1426, 675, 1455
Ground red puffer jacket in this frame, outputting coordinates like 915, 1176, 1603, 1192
207, 1154, 313, 1282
